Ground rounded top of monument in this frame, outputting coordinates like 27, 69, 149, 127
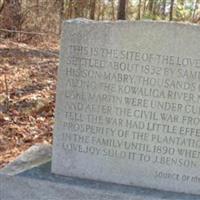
63, 18, 200, 28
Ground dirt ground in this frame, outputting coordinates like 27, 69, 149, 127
0, 37, 59, 168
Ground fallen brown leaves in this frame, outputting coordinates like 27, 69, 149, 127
0, 37, 59, 168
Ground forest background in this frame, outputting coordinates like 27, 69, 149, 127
0, 0, 200, 36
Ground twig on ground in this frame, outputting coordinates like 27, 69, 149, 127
4, 73, 9, 112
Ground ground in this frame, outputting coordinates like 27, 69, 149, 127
0, 36, 59, 168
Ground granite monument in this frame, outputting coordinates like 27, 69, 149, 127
52, 19, 200, 195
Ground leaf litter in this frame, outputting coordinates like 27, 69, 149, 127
0, 38, 59, 168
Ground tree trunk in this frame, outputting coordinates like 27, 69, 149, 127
101, 1, 105, 20
111, 0, 115, 20
59, 0, 65, 34
36, 0, 39, 15
162, 0, 166, 19
74, 0, 84, 17
192, 0, 198, 21
137, 0, 141, 20
152, 0, 157, 17
169, 0, 174, 21
148, 0, 154, 15
68, 0, 73, 18
117, 0, 126, 20
90, 0, 96, 20
0, 0, 22, 34
97, 0, 101, 20
0, 0, 5, 13
143, 0, 147, 17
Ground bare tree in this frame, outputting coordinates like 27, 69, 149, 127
192, 0, 199, 21
36, 0, 39, 15
97, 0, 101, 20
90, 0, 96, 19
68, 0, 73, 18
111, 0, 115, 20
73, 0, 90, 18
74, 0, 83, 17
137, 0, 142, 20
169, 0, 175, 21
117, 0, 126, 20
143, 0, 147, 17
0, 0, 22, 35
101, 0, 106, 20
0, 0, 5, 13
162, 0, 166, 19
148, 0, 154, 15
59, 0, 65, 34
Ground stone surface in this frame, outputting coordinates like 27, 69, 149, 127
52, 19, 200, 195
0, 143, 52, 175
1, 162, 200, 200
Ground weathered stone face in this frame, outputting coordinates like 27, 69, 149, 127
52, 19, 200, 195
